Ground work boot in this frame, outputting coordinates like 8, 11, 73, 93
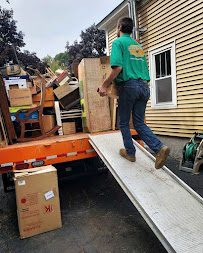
119, 149, 136, 162
155, 146, 170, 169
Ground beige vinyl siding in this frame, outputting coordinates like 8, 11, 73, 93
137, 0, 203, 138
108, 27, 117, 54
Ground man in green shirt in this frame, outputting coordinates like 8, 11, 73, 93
98, 17, 169, 169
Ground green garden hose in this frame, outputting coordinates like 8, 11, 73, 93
184, 138, 198, 162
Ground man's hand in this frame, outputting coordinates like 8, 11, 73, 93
97, 66, 122, 97
98, 84, 107, 97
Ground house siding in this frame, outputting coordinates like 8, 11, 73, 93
137, 0, 203, 137
108, 26, 117, 54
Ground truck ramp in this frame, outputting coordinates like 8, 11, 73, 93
89, 132, 203, 253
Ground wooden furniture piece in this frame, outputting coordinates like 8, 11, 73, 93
16, 76, 60, 142
0, 108, 9, 148
54, 84, 80, 111
0, 74, 16, 144
55, 101, 81, 135
32, 87, 54, 107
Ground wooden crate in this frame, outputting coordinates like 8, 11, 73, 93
78, 58, 111, 133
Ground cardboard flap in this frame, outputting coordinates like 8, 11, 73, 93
14, 165, 56, 179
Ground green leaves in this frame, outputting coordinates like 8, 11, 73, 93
66, 24, 106, 68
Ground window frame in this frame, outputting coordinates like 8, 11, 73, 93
149, 41, 177, 109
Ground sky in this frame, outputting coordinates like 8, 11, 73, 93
1, 0, 123, 59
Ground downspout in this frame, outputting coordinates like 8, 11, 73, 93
128, 0, 139, 41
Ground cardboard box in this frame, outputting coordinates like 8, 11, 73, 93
100, 56, 119, 99
9, 88, 32, 107
42, 115, 55, 134
4, 76, 28, 97
107, 82, 119, 99
14, 165, 62, 239
62, 122, 76, 135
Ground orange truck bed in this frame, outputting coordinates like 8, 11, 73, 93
0, 130, 141, 174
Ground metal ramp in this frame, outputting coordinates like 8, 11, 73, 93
89, 132, 203, 253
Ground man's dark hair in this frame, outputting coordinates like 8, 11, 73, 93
118, 17, 133, 34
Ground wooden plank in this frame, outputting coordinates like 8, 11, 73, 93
111, 98, 117, 131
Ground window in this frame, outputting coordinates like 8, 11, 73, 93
149, 42, 177, 109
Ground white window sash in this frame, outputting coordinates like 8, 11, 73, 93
149, 41, 177, 110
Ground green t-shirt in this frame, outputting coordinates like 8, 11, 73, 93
110, 34, 150, 83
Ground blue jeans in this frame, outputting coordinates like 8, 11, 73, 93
118, 79, 163, 156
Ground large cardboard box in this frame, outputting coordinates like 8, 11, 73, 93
78, 58, 111, 133
62, 122, 76, 135
14, 165, 62, 239
100, 56, 119, 99
9, 88, 32, 107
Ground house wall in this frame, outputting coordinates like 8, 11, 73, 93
137, 0, 203, 138
108, 26, 117, 54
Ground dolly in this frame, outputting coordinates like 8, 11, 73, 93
179, 132, 203, 174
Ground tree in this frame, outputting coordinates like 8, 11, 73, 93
54, 52, 69, 68
66, 24, 106, 68
42, 55, 60, 72
0, 7, 25, 66
18, 50, 40, 68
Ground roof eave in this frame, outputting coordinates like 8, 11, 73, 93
96, 0, 129, 30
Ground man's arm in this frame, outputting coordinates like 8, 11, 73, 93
98, 66, 122, 97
